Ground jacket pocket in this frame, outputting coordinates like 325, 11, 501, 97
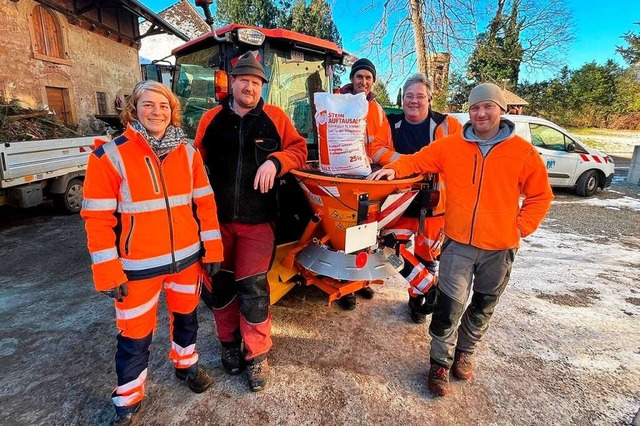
449, 153, 477, 188
254, 138, 280, 165
124, 216, 135, 255
144, 157, 160, 194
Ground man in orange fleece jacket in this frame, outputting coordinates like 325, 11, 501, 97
369, 83, 553, 397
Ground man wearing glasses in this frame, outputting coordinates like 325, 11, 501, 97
373, 74, 461, 324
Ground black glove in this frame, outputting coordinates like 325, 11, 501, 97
419, 285, 438, 315
101, 283, 128, 302
204, 262, 221, 277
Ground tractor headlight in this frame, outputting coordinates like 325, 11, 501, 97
236, 28, 265, 46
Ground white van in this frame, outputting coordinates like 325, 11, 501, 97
449, 114, 615, 197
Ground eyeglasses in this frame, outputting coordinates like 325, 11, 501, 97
404, 94, 428, 102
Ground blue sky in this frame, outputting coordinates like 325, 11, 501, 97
148, 0, 639, 84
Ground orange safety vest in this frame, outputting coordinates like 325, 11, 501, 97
81, 125, 223, 291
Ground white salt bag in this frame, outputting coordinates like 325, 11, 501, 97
314, 92, 371, 176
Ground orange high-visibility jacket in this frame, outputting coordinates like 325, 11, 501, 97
338, 84, 393, 161
365, 100, 393, 160
81, 125, 223, 291
386, 130, 553, 250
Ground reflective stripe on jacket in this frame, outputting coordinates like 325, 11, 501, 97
365, 100, 393, 161
338, 84, 393, 162
81, 125, 223, 291
386, 129, 553, 250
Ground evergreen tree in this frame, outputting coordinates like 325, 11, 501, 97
215, 0, 290, 28
467, 0, 523, 86
371, 81, 392, 107
616, 23, 640, 66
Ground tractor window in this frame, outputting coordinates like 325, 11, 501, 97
175, 46, 219, 138
263, 49, 329, 159
530, 124, 572, 152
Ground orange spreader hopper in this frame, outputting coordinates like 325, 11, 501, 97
271, 166, 421, 306
291, 168, 421, 251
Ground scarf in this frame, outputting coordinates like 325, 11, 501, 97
130, 121, 185, 157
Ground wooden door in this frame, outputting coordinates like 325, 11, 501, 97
45, 86, 70, 124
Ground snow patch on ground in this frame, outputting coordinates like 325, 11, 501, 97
553, 196, 640, 211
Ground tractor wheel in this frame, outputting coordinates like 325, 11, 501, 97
575, 170, 599, 197
54, 178, 84, 214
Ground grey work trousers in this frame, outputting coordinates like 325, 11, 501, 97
428, 239, 517, 368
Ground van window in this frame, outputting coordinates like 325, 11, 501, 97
530, 124, 571, 151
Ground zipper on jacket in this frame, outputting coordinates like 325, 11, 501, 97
468, 144, 500, 244
468, 152, 485, 244
145, 157, 160, 193
156, 157, 177, 272
233, 117, 244, 220
124, 216, 135, 255
471, 154, 477, 185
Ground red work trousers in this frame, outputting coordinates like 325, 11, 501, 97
209, 222, 275, 361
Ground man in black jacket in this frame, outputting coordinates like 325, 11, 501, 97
194, 52, 307, 392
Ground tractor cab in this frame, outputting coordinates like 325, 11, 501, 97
171, 23, 355, 160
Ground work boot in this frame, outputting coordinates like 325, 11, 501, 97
337, 293, 356, 310
221, 343, 243, 375
247, 357, 269, 392
356, 286, 375, 299
408, 295, 427, 324
175, 365, 214, 394
452, 350, 474, 380
112, 404, 141, 426
427, 364, 450, 397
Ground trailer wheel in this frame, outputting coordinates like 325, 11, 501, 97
54, 178, 84, 214
575, 170, 599, 197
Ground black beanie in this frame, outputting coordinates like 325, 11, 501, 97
349, 58, 376, 82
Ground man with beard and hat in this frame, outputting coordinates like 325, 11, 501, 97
194, 51, 307, 392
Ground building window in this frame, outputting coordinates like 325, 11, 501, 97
32, 6, 64, 59
96, 92, 108, 115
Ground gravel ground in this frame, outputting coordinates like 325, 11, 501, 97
546, 183, 640, 240
0, 181, 639, 425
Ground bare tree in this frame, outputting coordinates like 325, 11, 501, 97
359, 0, 573, 89
357, 0, 476, 99
409, 0, 429, 76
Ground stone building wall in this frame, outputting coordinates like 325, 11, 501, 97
0, 0, 141, 134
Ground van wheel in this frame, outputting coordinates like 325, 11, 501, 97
575, 170, 599, 197
54, 178, 84, 214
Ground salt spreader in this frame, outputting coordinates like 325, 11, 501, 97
269, 166, 421, 305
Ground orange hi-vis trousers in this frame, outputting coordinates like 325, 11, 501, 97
112, 262, 202, 412
382, 215, 444, 297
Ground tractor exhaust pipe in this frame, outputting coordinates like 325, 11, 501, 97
195, 0, 226, 42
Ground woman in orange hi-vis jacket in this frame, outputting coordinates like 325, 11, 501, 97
81, 81, 223, 425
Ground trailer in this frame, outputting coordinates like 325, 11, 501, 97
0, 136, 95, 213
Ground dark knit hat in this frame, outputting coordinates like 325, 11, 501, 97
349, 58, 376, 82
229, 51, 268, 83
468, 83, 507, 111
